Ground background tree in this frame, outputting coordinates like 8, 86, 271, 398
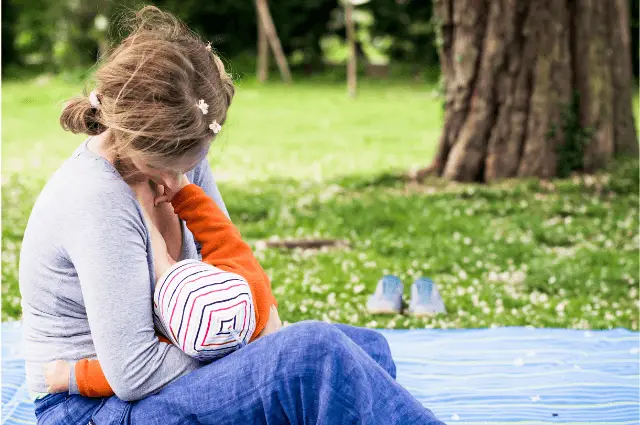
424, 0, 638, 182
1, 1, 437, 75
3, 0, 638, 84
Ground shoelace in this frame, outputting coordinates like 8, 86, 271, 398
417, 280, 434, 304
382, 276, 401, 296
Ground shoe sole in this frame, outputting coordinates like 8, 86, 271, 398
408, 310, 440, 317
367, 306, 401, 315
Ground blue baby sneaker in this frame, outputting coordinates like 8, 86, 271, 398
366, 275, 403, 314
408, 277, 446, 316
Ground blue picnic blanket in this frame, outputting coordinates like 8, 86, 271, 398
2, 322, 638, 424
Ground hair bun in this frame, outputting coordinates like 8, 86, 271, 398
59, 97, 107, 136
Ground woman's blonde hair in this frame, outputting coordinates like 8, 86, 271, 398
60, 6, 234, 163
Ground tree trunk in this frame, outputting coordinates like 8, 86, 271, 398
256, 0, 269, 83
255, 0, 292, 84
426, 0, 638, 182
345, 1, 357, 98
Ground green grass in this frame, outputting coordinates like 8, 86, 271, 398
2, 75, 442, 182
2, 75, 639, 330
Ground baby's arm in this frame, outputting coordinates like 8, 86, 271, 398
171, 183, 277, 340
53, 181, 278, 397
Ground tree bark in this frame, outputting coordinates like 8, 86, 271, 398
426, 0, 638, 182
609, 0, 639, 157
256, 0, 269, 83
256, 0, 292, 84
345, 1, 357, 98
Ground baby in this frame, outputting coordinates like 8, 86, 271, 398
45, 176, 280, 396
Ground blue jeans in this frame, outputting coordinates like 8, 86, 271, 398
34, 321, 444, 425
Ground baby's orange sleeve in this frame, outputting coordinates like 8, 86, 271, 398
171, 184, 277, 339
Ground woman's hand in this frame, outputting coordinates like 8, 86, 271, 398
258, 305, 282, 338
44, 360, 71, 393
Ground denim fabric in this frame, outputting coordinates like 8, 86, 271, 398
34, 322, 445, 425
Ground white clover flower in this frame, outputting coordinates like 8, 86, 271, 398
94, 15, 108, 31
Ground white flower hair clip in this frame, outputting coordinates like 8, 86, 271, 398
205, 42, 212, 52
196, 99, 209, 114
209, 120, 222, 134
89, 90, 101, 109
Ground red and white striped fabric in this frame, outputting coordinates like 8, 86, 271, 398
153, 259, 256, 360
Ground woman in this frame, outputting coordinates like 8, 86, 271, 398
19, 6, 444, 425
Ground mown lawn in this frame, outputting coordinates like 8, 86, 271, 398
2, 75, 639, 330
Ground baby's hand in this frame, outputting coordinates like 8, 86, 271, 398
153, 174, 190, 206
44, 360, 71, 394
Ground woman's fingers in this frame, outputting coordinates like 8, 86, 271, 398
44, 360, 71, 393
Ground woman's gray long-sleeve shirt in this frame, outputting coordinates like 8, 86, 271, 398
19, 140, 228, 401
